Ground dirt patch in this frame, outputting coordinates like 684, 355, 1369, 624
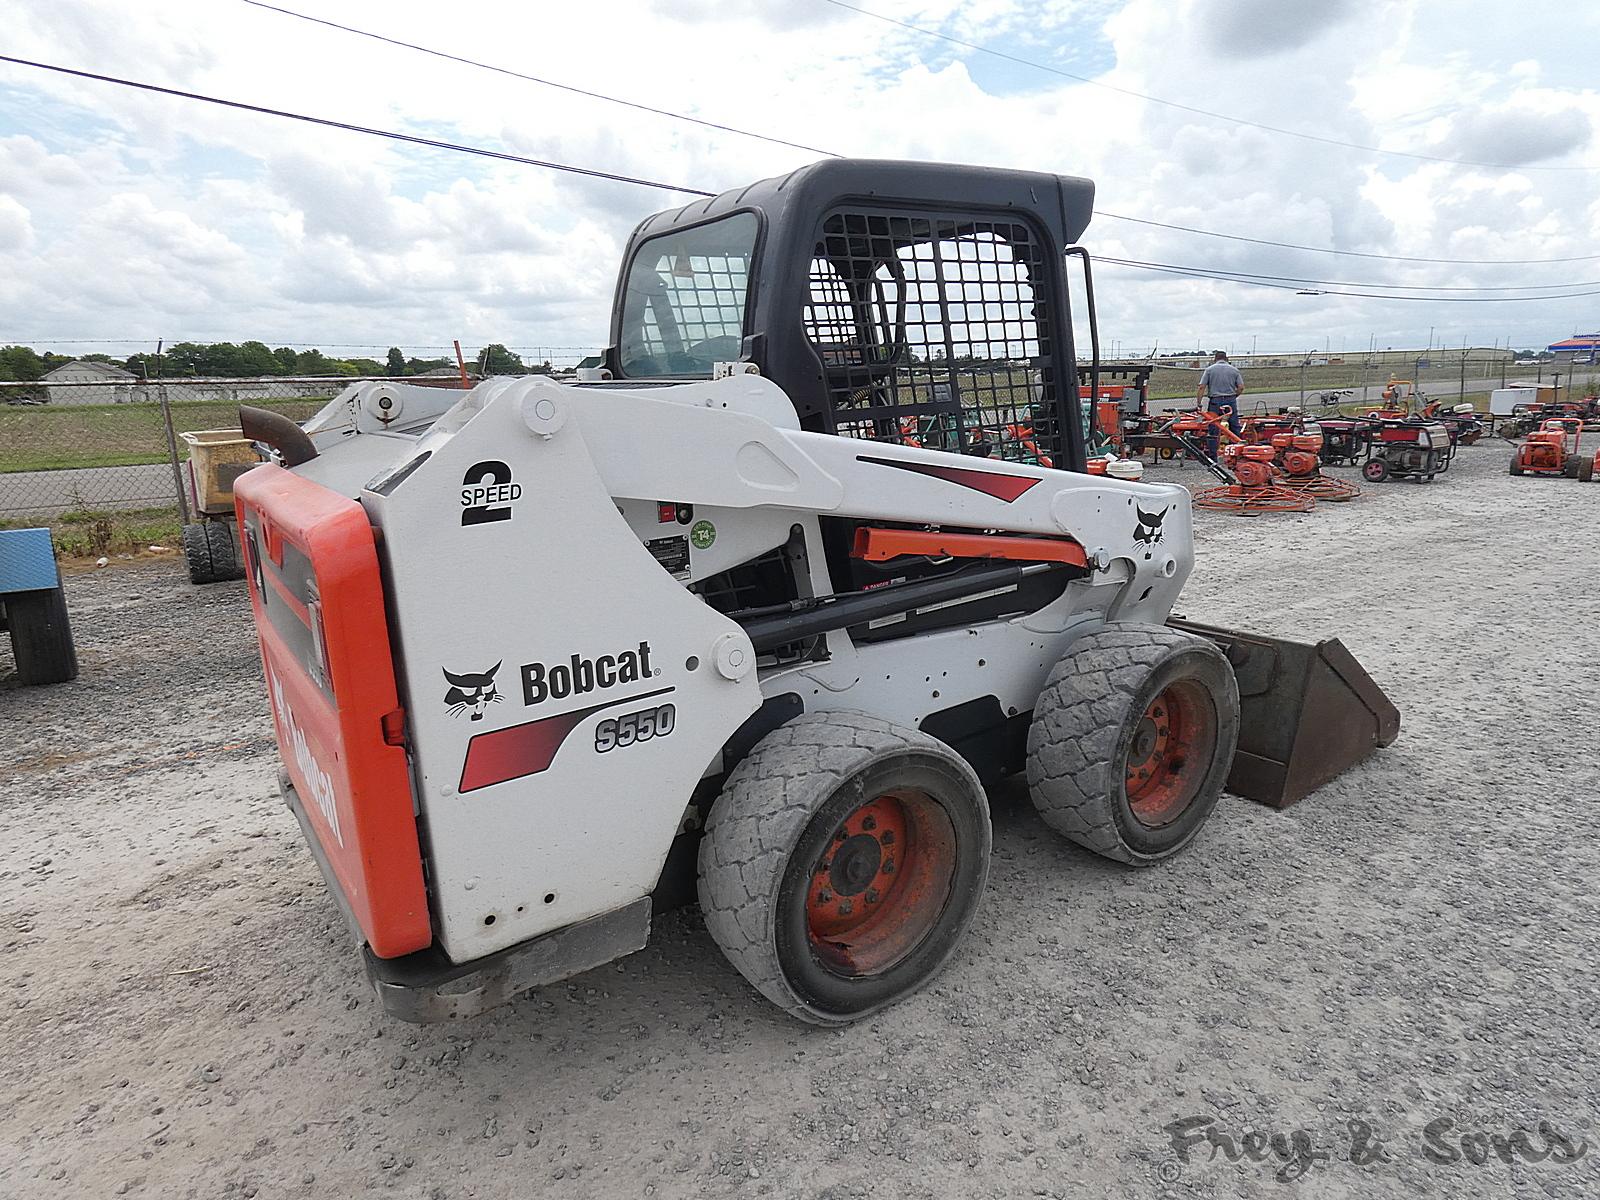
3, 444, 1598, 1198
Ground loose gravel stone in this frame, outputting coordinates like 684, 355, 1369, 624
1, 447, 1597, 1198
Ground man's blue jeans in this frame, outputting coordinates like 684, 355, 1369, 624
1205, 396, 1241, 459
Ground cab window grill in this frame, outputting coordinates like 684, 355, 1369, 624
802, 211, 1061, 467
619, 212, 758, 378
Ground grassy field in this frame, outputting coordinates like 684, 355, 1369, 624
0, 506, 183, 558
0, 398, 329, 473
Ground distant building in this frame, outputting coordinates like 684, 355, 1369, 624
39, 360, 361, 406
41, 359, 138, 404
1547, 334, 1600, 363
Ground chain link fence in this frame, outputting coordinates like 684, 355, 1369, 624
1135, 348, 1600, 413
0, 377, 380, 555
5, 350, 1598, 555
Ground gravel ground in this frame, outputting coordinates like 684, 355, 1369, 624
3, 443, 1598, 1199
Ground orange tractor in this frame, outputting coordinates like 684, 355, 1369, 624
1510, 416, 1596, 481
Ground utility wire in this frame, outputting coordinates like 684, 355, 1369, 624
1103, 257, 1600, 292
237, 0, 837, 159
221, 9, 1600, 267
819, 0, 1600, 173
1097, 256, 1600, 302
0, 55, 715, 198
7, 52, 1600, 293
1096, 211, 1600, 265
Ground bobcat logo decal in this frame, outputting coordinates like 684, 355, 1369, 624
1133, 505, 1169, 555
443, 663, 503, 721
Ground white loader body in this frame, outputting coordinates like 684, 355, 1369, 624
281, 372, 1189, 965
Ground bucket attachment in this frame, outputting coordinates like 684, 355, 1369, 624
1169, 617, 1400, 808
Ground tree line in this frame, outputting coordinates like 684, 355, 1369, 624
0, 342, 553, 382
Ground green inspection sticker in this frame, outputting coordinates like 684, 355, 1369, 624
689, 520, 717, 550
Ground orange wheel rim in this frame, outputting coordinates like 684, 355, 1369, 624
805, 790, 955, 977
1124, 681, 1216, 827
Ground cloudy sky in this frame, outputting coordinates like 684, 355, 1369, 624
3, 0, 1599, 364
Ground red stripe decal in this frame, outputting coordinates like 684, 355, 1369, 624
459, 687, 674, 793
857, 455, 1042, 502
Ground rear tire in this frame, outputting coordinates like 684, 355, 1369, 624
1362, 458, 1389, 483
698, 711, 991, 1026
1579, 456, 1595, 482
183, 523, 215, 585
7, 585, 78, 685
205, 521, 244, 582
1027, 624, 1239, 864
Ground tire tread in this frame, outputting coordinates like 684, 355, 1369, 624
698, 711, 983, 1025
1026, 623, 1235, 865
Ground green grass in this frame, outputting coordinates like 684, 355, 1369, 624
0, 398, 330, 473
1, 507, 183, 558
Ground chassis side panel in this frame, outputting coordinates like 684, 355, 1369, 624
235, 464, 431, 958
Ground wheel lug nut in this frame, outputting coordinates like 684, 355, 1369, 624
880, 830, 895, 845
818, 889, 832, 903
862, 815, 876, 831
838, 899, 852, 916
865, 888, 879, 903
882, 858, 895, 874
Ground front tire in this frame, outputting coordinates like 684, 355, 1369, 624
1027, 624, 1239, 864
698, 711, 991, 1026
1362, 457, 1389, 483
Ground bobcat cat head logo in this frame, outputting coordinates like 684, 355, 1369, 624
443, 663, 502, 721
1133, 505, 1169, 549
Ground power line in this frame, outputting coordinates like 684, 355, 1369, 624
1103, 257, 1600, 292
8, 52, 1600, 293
1097, 256, 1600, 302
1096, 211, 1600, 265
0, 55, 715, 198
233, 1, 1600, 267
237, 0, 837, 159
819, 0, 1600, 174
23, 26, 1590, 274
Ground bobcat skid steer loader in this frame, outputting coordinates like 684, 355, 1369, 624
234, 160, 1398, 1026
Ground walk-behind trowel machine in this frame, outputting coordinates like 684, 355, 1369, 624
234, 161, 1399, 1026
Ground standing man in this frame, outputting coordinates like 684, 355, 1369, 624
1197, 350, 1244, 459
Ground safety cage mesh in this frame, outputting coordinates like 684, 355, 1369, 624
802, 210, 1064, 467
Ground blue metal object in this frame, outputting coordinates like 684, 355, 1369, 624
0, 527, 61, 594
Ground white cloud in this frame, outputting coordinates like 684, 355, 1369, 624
0, 195, 33, 250
1440, 102, 1592, 166
1195, 0, 1372, 58
0, 0, 1597, 359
